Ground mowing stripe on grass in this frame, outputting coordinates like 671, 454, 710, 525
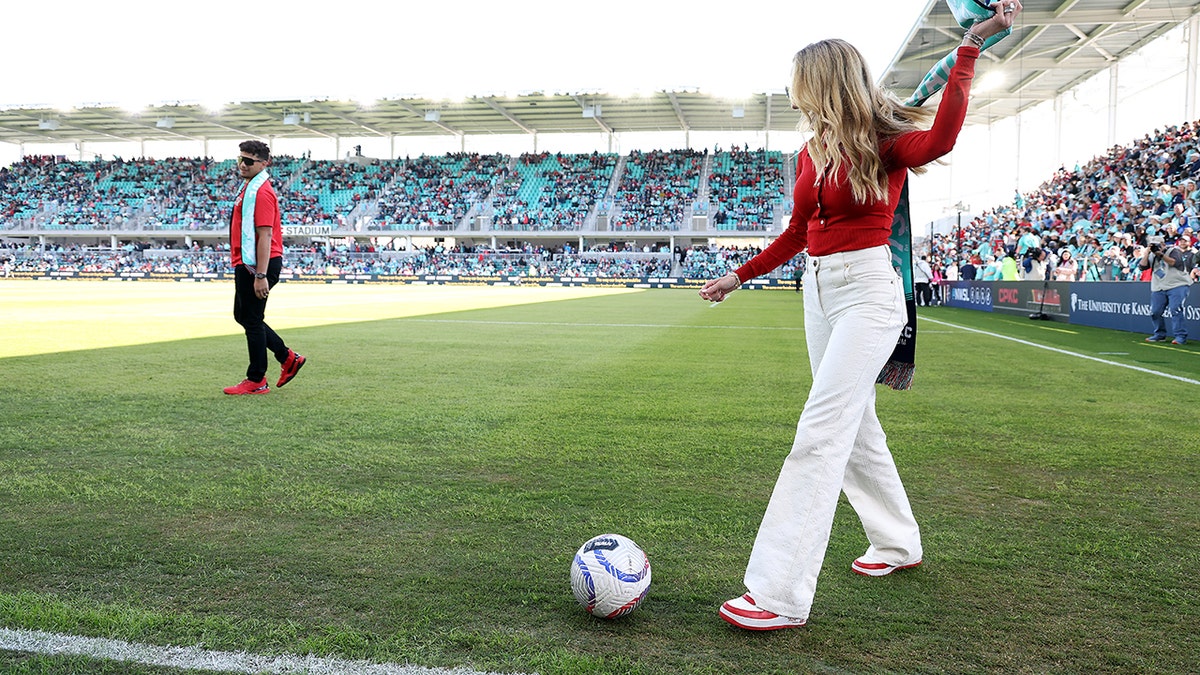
408, 316, 1198, 384
0, 628, 523, 675
920, 317, 1200, 385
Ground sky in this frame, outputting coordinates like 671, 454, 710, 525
4, 0, 930, 107
3, 1, 1197, 235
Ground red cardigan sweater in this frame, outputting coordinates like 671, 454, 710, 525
735, 45, 979, 281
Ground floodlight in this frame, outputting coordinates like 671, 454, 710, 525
424, 110, 441, 122
732, 106, 745, 119
38, 118, 60, 130
975, 71, 1007, 92
156, 117, 175, 129
283, 113, 301, 125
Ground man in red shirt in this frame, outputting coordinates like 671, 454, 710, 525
223, 140, 306, 395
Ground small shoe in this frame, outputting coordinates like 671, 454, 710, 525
277, 350, 307, 387
223, 378, 270, 395
1171, 338, 1187, 345
1145, 336, 1167, 342
719, 594, 806, 631
851, 557, 922, 577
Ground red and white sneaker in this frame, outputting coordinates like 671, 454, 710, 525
223, 378, 270, 395
277, 350, 306, 388
719, 594, 806, 631
851, 556, 922, 577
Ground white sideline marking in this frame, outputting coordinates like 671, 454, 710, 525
0, 628, 524, 675
920, 317, 1200, 386
404, 318, 803, 331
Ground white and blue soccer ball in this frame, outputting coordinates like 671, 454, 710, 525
570, 533, 652, 619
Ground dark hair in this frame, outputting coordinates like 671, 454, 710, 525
239, 140, 270, 162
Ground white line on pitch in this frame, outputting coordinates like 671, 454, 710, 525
402, 318, 804, 330
919, 317, 1200, 386
0, 628, 524, 675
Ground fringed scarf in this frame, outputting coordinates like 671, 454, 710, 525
878, 179, 917, 389
877, 0, 1011, 390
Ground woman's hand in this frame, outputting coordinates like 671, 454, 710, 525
699, 272, 742, 303
970, 1, 1022, 41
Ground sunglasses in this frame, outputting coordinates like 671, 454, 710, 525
238, 155, 266, 166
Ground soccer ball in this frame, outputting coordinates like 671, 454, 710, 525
570, 533, 652, 619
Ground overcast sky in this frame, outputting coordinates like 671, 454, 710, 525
5, 1, 1195, 234
5, 0, 931, 107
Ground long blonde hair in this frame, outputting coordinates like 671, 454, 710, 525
790, 39, 936, 204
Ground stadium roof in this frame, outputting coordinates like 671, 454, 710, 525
1, 0, 1197, 147
885, 0, 1200, 126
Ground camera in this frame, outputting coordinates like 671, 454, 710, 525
1147, 235, 1165, 254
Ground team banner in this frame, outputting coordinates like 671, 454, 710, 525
1068, 281, 1200, 335
943, 280, 993, 311
991, 281, 1071, 318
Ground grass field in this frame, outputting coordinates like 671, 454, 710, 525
1, 280, 1197, 674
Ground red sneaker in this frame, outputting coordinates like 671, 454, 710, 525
719, 594, 806, 631
851, 557, 922, 577
223, 379, 270, 395
277, 350, 306, 387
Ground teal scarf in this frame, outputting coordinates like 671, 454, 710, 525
878, 181, 917, 390
906, 0, 1011, 106
237, 170, 270, 268
878, 0, 1010, 389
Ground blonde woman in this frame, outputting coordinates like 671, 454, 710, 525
700, 2, 1022, 630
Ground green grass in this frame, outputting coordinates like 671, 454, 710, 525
1, 282, 1197, 674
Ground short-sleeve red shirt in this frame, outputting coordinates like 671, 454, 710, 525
230, 178, 284, 267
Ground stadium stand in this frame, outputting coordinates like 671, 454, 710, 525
926, 120, 1198, 283
610, 149, 706, 231
4, 121, 1198, 284
486, 152, 617, 231
707, 147, 786, 232
369, 153, 507, 231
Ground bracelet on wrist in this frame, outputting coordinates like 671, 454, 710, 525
728, 271, 742, 286
963, 31, 985, 48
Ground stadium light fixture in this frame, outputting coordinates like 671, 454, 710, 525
976, 71, 1007, 92
156, 117, 175, 129
732, 106, 745, 119
582, 105, 602, 118
38, 118, 61, 130
283, 113, 301, 125
424, 110, 442, 122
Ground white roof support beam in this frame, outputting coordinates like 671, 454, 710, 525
481, 98, 536, 134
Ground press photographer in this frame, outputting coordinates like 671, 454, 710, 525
1139, 235, 1193, 345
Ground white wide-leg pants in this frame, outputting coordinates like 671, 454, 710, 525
744, 245, 923, 620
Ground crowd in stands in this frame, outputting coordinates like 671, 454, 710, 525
7, 119, 1200, 283
487, 152, 617, 231
926, 120, 1200, 284
369, 153, 507, 231
2, 148, 792, 235
0, 240, 789, 280
707, 147, 786, 231
1, 155, 113, 227
610, 149, 706, 231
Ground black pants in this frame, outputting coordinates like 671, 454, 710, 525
233, 257, 288, 382
915, 282, 931, 306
